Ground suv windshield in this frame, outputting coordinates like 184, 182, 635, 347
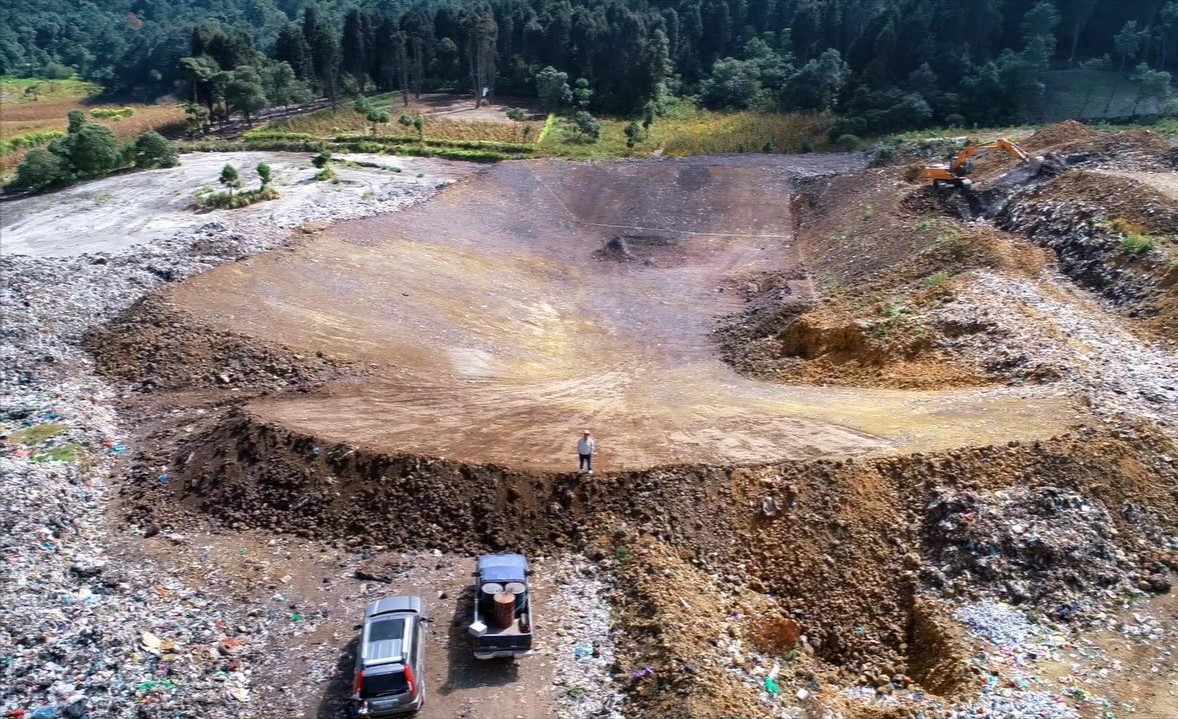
361, 668, 409, 698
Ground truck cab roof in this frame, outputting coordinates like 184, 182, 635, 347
476, 554, 529, 582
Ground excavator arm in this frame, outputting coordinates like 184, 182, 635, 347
922, 137, 1033, 188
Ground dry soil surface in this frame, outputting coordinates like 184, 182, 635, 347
163, 156, 1081, 472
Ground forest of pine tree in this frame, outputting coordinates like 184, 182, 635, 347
2, 1, 1176, 129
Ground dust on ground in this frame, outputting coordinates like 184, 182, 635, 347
119, 522, 585, 719
402, 93, 545, 122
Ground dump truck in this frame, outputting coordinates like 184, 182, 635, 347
468, 553, 534, 660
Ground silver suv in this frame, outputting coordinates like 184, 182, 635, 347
349, 596, 427, 717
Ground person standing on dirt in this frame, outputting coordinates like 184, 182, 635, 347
577, 430, 596, 474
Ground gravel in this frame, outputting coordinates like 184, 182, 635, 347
954, 602, 1039, 647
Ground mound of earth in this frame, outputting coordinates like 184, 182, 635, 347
718, 166, 1052, 388
996, 170, 1178, 335
84, 296, 346, 393
113, 157, 1078, 474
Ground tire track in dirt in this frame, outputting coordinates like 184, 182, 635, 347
162, 157, 1081, 471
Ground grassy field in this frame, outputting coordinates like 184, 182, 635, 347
0, 76, 186, 178
885, 115, 1178, 147
261, 93, 836, 158
265, 92, 544, 143
539, 101, 834, 159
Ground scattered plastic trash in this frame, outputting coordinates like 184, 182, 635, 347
290, 611, 304, 623
573, 646, 593, 659
135, 679, 177, 693
108, 444, 127, 455
629, 665, 655, 682
764, 677, 781, 695
157, 473, 169, 483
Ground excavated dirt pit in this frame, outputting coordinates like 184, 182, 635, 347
144, 157, 1078, 474
87, 147, 1178, 718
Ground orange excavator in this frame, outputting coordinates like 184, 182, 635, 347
921, 138, 1039, 190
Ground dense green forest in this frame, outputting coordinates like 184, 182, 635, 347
2, 0, 1176, 130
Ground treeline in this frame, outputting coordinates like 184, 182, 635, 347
3, 0, 1177, 129
15, 110, 178, 190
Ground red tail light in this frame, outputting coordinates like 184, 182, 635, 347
404, 664, 416, 695
354, 668, 364, 694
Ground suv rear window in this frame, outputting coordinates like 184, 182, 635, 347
369, 618, 405, 642
361, 668, 409, 698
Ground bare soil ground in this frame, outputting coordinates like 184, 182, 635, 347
12, 121, 1178, 719
154, 157, 1079, 473
121, 523, 571, 719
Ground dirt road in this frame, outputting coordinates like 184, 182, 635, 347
165, 157, 1080, 472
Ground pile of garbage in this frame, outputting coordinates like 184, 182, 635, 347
0, 170, 459, 717
994, 170, 1178, 320
1, 392, 261, 717
549, 558, 625, 719
921, 485, 1174, 614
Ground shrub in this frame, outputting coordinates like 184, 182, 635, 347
256, 162, 272, 186
836, 133, 863, 151
56, 124, 122, 176
311, 150, 332, 169
14, 148, 70, 189
315, 166, 337, 182
827, 116, 867, 142
219, 164, 242, 195
195, 184, 279, 209
1122, 234, 1157, 255
506, 107, 526, 121
572, 111, 601, 141
131, 131, 179, 168
0, 130, 66, 155
91, 107, 135, 120
242, 130, 317, 141
43, 62, 74, 79
922, 271, 951, 288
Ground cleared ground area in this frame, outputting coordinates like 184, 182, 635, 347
0, 151, 475, 256
165, 156, 1078, 472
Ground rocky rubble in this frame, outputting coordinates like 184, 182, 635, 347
0, 173, 457, 717
922, 485, 1175, 610
934, 270, 1178, 431
994, 171, 1178, 324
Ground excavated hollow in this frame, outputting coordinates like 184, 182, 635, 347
165, 157, 1079, 471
